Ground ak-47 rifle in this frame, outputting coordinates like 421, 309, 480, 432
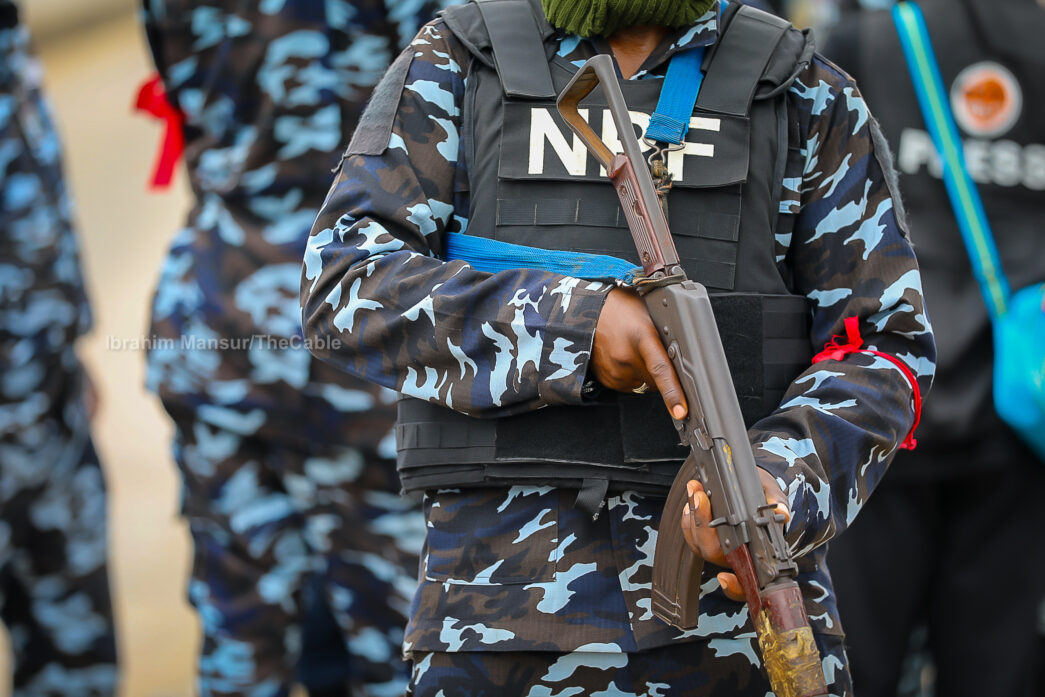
557, 55, 827, 697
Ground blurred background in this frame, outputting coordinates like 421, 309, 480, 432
7, 1, 197, 695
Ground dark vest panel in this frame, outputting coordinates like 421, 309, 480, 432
849, 0, 1045, 469
397, 0, 817, 496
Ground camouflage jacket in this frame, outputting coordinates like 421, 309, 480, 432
0, 2, 94, 492
141, 0, 459, 450
301, 4, 937, 652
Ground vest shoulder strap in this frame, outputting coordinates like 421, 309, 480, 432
444, 0, 556, 99
698, 3, 796, 116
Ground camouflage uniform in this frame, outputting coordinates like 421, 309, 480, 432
0, 2, 118, 694
140, 1, 458, 694
301, 4, 936, 695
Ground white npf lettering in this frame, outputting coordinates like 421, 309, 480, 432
527, 107, 720, 180
667, 117, 719, 180
528, 108, 589, 176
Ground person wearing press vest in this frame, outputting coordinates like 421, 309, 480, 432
822, 2, 1045, 696
301, 0, 936, 693
139, 1, 460, 694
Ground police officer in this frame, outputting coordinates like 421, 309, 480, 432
140, 1, 458, 694
822, 2, 1045, 696
0, 1, 118, 694
301, 0, 935, 693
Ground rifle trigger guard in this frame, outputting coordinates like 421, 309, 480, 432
757, 502, 788, 525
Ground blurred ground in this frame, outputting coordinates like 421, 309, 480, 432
21, 0, 130, 40
3, 6, 201, 697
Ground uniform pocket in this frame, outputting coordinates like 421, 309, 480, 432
423, 488, 558, 585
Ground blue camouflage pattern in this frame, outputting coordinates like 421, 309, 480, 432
300, 3, 936, 694
140, 0, 460, 694
166, 401, 426, 697
0, 3, 117, 695
407, 631, 852, 696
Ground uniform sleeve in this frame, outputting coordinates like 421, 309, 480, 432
751, 59, 936, 557
300, 21, 610, 418
0, 21, 92, 354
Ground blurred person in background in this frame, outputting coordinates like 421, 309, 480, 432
139, 0, 458, 694
779, 0, 893, 38
823, 1, 1045, 696
0, 1, 118, 695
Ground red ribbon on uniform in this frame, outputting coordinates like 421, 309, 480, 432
134, 75, 184, 189
811, 316, 923, 451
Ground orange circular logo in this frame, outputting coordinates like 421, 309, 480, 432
950, 61, 1022, 138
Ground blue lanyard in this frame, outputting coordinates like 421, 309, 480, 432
444, 232, 638, 283
643, 0, 725, 145
893, 1, 1010, 318
644, 46, 706, 145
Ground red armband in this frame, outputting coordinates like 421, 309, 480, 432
134, 75, 184, 189
811, 316, 922, 450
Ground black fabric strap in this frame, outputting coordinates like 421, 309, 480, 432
575, 479, 610, 519
476, 0, 556, 99
346, 49, 415, 156
497, 198, 624, 228
398, 462, 681, 498
397, 399, 498, 464
698, 4, 791, 116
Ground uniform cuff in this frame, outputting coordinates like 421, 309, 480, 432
537, 282, 611, 407
752, 447, 825, 557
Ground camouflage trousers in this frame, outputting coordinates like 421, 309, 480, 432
0, 439, 118, 697
408, 633, 852, 696
164, 402, 423, 697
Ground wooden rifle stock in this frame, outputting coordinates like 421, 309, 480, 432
557, 55, 828, 697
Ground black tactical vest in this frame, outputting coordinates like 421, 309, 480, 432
843, 0, 1045, 465
397, 0, 818, 500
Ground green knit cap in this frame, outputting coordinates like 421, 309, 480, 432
541, 0, 716, 38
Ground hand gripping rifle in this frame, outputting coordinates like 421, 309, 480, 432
557, 55, 827, 697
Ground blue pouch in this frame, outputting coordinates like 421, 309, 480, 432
993, 284, 1045, 461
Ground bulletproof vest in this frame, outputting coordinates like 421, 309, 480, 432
854, 0, 1045, 454
397, 0, 818, 499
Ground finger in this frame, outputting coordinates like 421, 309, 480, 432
758, 470, 791, 524
680, 504, 700, 554
686, 480, 711, 526
637, 335, 687, 421
686, 480, 728, 567
590, 361, 640, 392
716, 572, 746, 602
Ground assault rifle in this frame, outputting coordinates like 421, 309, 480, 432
557, 55, 827, 697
